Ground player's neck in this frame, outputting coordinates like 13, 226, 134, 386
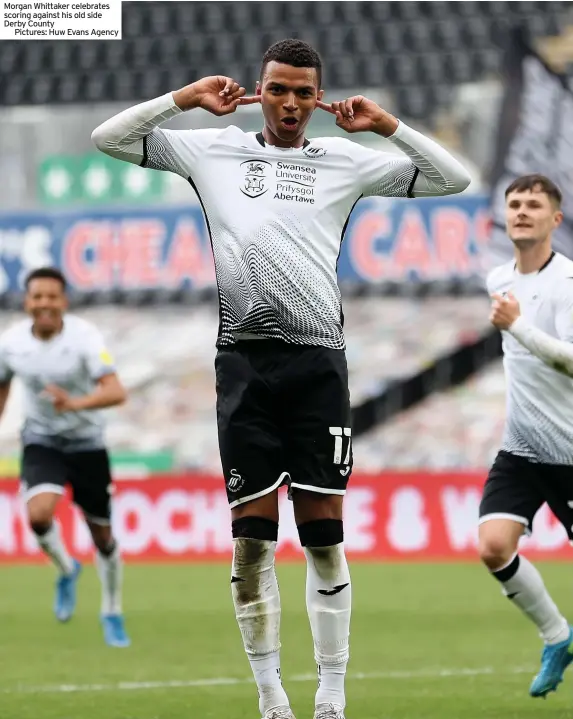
261, 126, 306, 149
31, 320, 64, 341
514, 243, 554, 275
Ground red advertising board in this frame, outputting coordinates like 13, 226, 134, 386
0, 473, 570, 562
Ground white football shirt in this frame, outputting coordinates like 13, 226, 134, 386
487, 251, 573, 464
93, 92, 470, 348
0, 315, 116, 449
143, 126, 417, 348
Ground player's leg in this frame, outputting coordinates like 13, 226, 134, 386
285, 347, 352, 719
479, 452, 570, 697
69, 449, 130, 647
216, 345, 292, 719
524, 466, 573, 695
293, 493, 350, 719
22, 444, 81, 622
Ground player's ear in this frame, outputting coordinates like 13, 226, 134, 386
317, 89, 324, 102
554, 210, 564, 229
255, 81, 262, 96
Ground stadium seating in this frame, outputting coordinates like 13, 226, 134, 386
0, 1, 570, 119
352, 363, 505, 471
0, 298, 493, 470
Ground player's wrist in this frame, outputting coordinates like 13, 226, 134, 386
69, 395, 89, 411
371, 111, 399, 138
172, 85, 200, 112
507, 315, 526, 335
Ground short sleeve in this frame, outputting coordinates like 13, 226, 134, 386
82, 326, 116, 380
0, 340, 13, 383
351, 142, 418, 198
142, 127, 221, 178
555, 279, 573, 342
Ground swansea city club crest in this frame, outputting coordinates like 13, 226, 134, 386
240, 159, 271, 198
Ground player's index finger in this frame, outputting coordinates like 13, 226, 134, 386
237, 96, 262, 105
315, 100, 336, 115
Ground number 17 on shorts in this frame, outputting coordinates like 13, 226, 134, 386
330, 426, 352, 476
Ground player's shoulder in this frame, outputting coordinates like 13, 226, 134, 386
486, 261, 514, 294
206, 125, 257, 147
0, 318, 33, 348
64, 314, 102, 338
547, 252, 573, 296
308, 135, 373, 158
551, 252, 573, 278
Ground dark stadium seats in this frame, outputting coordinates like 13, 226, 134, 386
0, 0, 570, 120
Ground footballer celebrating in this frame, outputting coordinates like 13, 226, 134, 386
0, 268, 130, 648
93, 39, 470, 719
481, 174, 573, 698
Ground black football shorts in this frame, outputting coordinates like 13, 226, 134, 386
479, 450, 573, 539
21, 443, 113, 524
215, 340, 353, 508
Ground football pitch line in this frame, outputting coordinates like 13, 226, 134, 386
1, 666, 535, 695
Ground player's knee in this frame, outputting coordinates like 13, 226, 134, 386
29, 517, 52, 536
293, 491, 344, 525
478, 533, 517, 570
94, 537, 117, 556
298, 518, 344, 548
28, 505, 55, 535
231, 518, 279, 587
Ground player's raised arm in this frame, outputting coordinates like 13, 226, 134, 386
317, 95, 471, 198
91, 76, 259, 174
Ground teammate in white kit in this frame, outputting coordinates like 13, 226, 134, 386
480, 175, 573, 697
0, 267, 130, 648
92, 39, 470, 719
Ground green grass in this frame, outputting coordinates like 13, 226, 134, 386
0, 562, 571, 718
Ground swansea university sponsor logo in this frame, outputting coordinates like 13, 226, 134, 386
240, 160, 271, 198
274, 161, 317, 204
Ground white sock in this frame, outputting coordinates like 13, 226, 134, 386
231, 537, 289, 716
35, 520, 74, 575
494, 554, 569, 644
304, 544, 351, 709
95, 543, 123, 615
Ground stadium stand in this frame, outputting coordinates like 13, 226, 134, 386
0, 298, 493, 470
353, 364, 506, 471
0, 1, 570, 120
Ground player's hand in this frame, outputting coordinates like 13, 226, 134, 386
42, 385, 81, 413
316, 96, 399, 136
490, 292, 521, 330
173, 76, 260, 116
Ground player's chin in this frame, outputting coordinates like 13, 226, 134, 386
510, 234, 539, 246
33, 314, 60, 331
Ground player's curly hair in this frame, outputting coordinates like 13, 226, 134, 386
261, 39, 322, 87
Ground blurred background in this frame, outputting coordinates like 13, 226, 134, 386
1, 1, 573, 561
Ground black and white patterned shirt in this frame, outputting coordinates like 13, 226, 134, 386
92, 92, 470, 349
0, 315, 115, 448
488, 252, 573, 464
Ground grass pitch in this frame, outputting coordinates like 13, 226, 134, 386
0, 562, 570, 718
